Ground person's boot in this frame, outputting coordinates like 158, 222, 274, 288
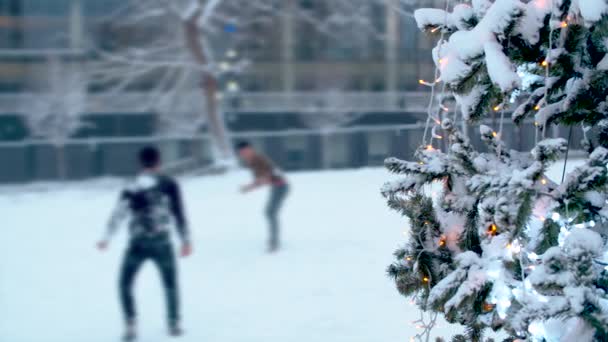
123, 320, 137, 342
267, 242, 280, 254
168, 321, 184, 337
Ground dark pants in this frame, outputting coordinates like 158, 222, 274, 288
119, 236, 179, 326
265, 184, 289, 248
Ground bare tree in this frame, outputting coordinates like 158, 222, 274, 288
88, 0, 392, 167
20, 57, 89, 180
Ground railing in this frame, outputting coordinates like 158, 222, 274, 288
0, 91, 431, 114
0, 121, 587, 184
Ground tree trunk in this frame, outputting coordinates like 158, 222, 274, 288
184, 8, 233, 163
56, 144, 67, 180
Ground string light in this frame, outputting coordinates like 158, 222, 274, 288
219, 62, 230, 71
506, 240, 521, 254
426, 145, 435, 151
492, 131, 498, 138
482, 302, 495, 312
560, 21, 568, 28
493, 105, 502, 112
419, 78, 442, 87
422, 277, 429, 283
541, 60, 549, 67
227, 81, 240, 92
541, 178, 547, 185
487, 224, 498, 236
438, 235, 447, 247
534, 121, 540, 126
226, 49, 237, 58
534, 105, 541, 110
431, 27, 440, 33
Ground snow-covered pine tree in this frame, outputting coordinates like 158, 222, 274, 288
384, 0, 608, 341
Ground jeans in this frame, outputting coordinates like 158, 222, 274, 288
265, 184, 289, 249
119, 236, 179, 326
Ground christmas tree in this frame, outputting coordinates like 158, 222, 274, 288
384, 0, 608, 341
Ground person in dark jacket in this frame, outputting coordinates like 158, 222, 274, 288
97, 147, 192, 341
237, 141, 289, 253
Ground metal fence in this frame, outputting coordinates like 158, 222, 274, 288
0, 121, 587, 183
0, 91, 430, 115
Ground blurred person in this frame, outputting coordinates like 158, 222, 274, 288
237, 141, 289, 253
97, 146, 192, 341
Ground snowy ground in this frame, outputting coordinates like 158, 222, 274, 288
0, 162, 581, 342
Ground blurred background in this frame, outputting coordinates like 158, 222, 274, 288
0, 0, 585, 183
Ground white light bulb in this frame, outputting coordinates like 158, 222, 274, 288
219, 62, 230, 71
551, 212, 561, 221
227, 81, 240, 92
226, 49, 237, 58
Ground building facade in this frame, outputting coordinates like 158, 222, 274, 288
0, 0, 566, 183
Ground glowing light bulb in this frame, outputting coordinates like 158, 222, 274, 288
561, 21, 568, 28
418, 79, 425, 85
219, 62, 230, 71
551, 212, 560, 221
227, 81, 240, 92
493, 105, 502, 111
422, 277, 429, 283
439, 235, 447, 247
541, 178, 547, 185
541, 60, 549, 67
226, 49, 237, 58
426, 145, 434, 151
431, 27, 440, 33
492, 131, 498, 138
534, 105, 541, 110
